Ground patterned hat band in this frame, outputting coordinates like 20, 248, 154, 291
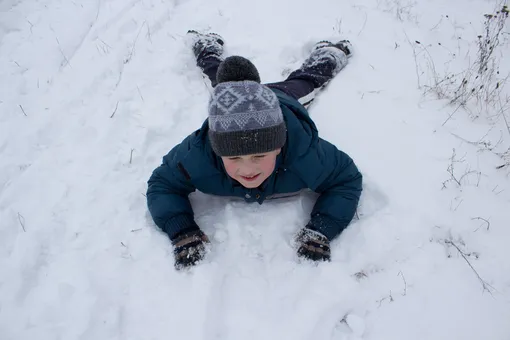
209, 122, 286, 157
208, 80, 286, 156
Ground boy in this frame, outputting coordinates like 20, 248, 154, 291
147, 31, 362, 269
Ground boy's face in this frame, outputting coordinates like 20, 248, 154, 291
221, 149, 281, 188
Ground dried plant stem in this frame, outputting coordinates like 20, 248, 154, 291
398, 271, 407, 296
17, 213, 26, 232
19, 105, 27, 117
445, 240, 494, 294
472, 217, 491, 231
110, 102, 119, 118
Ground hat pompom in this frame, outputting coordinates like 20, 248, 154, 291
216, 56, 261, 84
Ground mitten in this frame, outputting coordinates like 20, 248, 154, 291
171, 228, 210, 269
295, 228, 331, 262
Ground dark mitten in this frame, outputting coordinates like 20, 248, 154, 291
171, 228, 210, 269
295, 228, 331, 262
187, 30, 224, 59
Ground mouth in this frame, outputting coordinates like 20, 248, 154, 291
240, 174, 261, 182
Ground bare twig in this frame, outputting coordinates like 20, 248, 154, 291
445, 240, 495, 294
458, 170, 479, 184
141, 193, 147, 197
137, 85, 145, 102
442, 103, 463, 126
146, 23, 152, 43
19, 105, 27, 117
27, 20, 34, 34
129, 148, 135, 164
131, 228, 142, 233
398, 271, 407, 296
124, 21, 147, 64
94, 0, 101, 22
491, 184, 505, 194
377, 291, 394, 308
110, 101, 119, 118
472, 217, 491, 231
449, 198, 464, 211
443, 149, 480, 188
121, 242, 127, 247
430, 16, 444, 31
358, 11, 368, 36
404, 31, 421, 88
55, 36, 71, 68
17, 213, 26, 232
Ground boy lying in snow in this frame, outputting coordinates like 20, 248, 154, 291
147, 31, 362, 269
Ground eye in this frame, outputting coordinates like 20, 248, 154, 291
254, 155, 266, 159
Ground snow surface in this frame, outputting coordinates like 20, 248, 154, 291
1, 0, 510, 339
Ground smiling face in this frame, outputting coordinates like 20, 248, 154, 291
221, 149, 281, 188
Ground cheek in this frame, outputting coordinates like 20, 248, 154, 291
223, 161, 239, 177
258, 157, 276, 174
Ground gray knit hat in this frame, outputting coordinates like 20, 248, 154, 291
208, 56, 286, 157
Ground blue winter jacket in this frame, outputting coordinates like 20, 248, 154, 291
147, 89, 362, 241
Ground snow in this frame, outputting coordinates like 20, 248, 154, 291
1, 0, 510, 339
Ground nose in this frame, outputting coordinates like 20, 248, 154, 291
237, 161, 256, 175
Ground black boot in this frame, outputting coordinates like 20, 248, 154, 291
285, 39, 352, 91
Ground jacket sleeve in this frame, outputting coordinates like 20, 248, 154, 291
306, 139, 363, 240
146, 136, 198, 240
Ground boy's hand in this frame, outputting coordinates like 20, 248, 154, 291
171, 229, 210, 269
295, 228, 331, 262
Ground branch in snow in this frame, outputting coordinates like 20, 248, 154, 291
442, 148, 481, 189
357, 11, 368, 37
492, 185, 505, 195
403, 31, 421, 88
19, 105, 27, 117
450, 197, 464, 211
146, 23, 152, 43
124, 21, 147, 64
398, 271, 407, 296
137, 85, 145, 102
377, 291, 394, 308
17, 213, 26, 232
27, 20, 34, 34
54, 35, 71, 69
110, 101, 119, 118
445, 240, 495, 295
130, 148, 135, 164
472, 217, 491, 231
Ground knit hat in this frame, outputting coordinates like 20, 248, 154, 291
208, 56, 286, 157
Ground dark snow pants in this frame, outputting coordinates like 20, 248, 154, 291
197, 51, 347, 108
